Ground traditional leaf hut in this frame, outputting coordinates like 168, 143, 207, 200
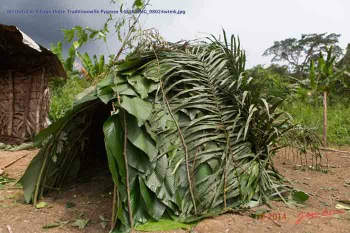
0, 24, 66, 144
20, 31, 323, 232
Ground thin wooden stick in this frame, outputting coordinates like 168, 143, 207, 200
110, 0, 151, 65
6, 225, 13, 233
155, 49, 197, 214
116, 97, 134, 230
2, 153, 28, 169
35, 67, 46, 134
324, 150, 329, 170
323, 92, 327, 148
321, 148, 350, 154
304, 152, 308, 167
110, 103, 119, 231
298, 150, 302, 165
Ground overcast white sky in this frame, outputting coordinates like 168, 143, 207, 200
1, 0, 349, 67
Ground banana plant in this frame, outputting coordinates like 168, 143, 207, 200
309, 46, 348, 147
51, 41, 77, 75
77, 52, 106, 82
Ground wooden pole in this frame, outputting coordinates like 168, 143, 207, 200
22, 75, 33, 138
323, 92, 327, 148
7, 70, 14, 136
35, 67, 46, 134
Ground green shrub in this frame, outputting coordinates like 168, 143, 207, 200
246, 65, 291, 99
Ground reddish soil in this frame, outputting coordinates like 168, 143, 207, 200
0, 148, 349, 233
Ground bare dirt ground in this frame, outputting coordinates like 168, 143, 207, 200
0, 148, 349, 233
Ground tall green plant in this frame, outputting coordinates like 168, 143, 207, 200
50, 42, 77, 75
308, 46, 347, 146
77, 52, 106, 81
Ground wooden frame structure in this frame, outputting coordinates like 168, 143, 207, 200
0, 24, 66, 144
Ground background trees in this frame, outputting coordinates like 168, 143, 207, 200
254, 33, 350, 146
337, 43, 350, 68
263, 33, 343, 77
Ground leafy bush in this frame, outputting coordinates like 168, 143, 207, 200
246, 65, 292, 99
49, 41, 108, 123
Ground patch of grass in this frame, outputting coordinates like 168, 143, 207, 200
49, 77, 90, 122
284, 102, 350, 146
0, 175, 16, 189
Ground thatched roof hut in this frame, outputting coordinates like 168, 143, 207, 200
0, 24, 67, 144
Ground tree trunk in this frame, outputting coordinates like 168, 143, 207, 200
323, 92, 327, 147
